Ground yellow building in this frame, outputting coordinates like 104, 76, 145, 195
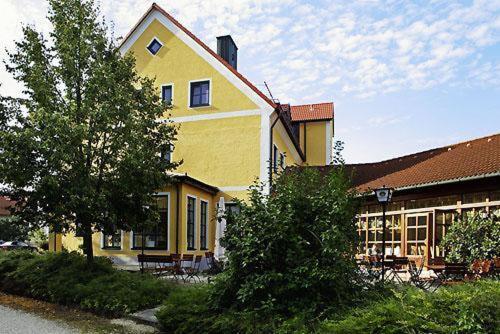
53, 3, 334, 265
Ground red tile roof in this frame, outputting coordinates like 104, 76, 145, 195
290, 103, 334, 122
317, 133, 500, 192
120, 3, 276, 109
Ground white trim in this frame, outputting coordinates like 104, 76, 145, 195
130, 231, 134, 250
260, 109, 273, 194
160, 83, 174, 105
200, 199, 209, 250
120, 230, 124, 250
100, 232, 104, 249
100, 230, 123, 250
146, 36, 163, 55
187, 78, 212, 109
218, 185, 249, 192
274, 118, 303, 164
186, 194, 197, 250
163, 109, 261, 123
119, 10, 273, 110
325, 121, 333, 165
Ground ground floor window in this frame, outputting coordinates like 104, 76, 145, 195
187, 196, 196, 250
102, 230, 121, 249
133, 196, 168, 249
200, 200, 208, 250
365, 214, 401, 256
406, 215, 427, 256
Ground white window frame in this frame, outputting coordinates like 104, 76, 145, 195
146, 36, 163, 56
188, 78, 212, 109
186, 194, 198, 250
199, 199, 209, 250
161, 83, 174, 105
101, 230, 124, 250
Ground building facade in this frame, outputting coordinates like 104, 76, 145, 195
348, 134, 500, 264
52, 3, 334, 264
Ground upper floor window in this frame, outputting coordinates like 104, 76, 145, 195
162, 85, 173, 105
190, 80, 210, 107
279, 152, 285, 170
147, 38, 163, 55
161, 144, 172, 164
273, 145, 279, 172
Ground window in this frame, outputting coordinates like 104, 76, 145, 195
147, 38, 163, 55
189, 81, 210, 107
161, 85, 173, 105
365, 214, 401, 256
187, 197, 196, 250
133, 196, 168, 249
102, 230, 121, 249
200, 201, 208, 250
279, 152, 285, 170
406, 215, 427, 256
161, 144, 172, 163
273, 145, 278, 172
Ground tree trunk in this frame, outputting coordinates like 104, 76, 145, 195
82, 222, 94, 263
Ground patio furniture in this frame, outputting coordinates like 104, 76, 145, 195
137, 254, 172, 276
178, 254, 194, 282
432, 262, 469, 290
388, 256, 409, 283
408, 257, 437, 291
184, 255, 203, 283
205, 251, 222, 275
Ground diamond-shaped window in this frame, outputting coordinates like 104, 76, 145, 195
147, 38, 162, 55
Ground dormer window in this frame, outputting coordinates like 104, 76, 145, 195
147, 38, 163, 55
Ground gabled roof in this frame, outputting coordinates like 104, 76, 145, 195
290, 102, 334, 122
120, 3, 276, 109
316, 133, 500, 192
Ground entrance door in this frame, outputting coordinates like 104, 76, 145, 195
405, 213, 429, 258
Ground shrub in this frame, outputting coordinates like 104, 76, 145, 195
210, 167, 363, 316
0, 251, 171, 315
319, 280, 500, 334
441, 211, 500, 264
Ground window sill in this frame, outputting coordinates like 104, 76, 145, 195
200, 248, 208, 251
189, 104, 210, 109
187, 248, 197, 251
102, 247, 121, 250
131, 247, 168, 251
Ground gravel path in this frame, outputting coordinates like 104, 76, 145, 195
0, 304, 77, 334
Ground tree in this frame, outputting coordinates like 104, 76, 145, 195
210, 167, 363, 317
441, 210, 500, 264
0, 0, 179, 262
0, 216, 29, 242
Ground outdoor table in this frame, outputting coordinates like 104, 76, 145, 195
427, 264, 445, 274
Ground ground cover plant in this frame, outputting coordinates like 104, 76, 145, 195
0, 251, 172, 316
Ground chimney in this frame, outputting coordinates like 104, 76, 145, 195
217, 35, 238, 70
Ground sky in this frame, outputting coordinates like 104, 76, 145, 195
0, 0, 499, 163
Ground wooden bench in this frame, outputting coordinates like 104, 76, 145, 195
137, 254, 176, 277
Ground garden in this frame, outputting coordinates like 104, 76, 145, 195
1, 167, 498, 333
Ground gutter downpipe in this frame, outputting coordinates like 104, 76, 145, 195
269, 108, 280, 189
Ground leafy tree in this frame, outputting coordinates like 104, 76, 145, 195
210, 167, 363, 317
441, 210, 500, 264
0, 0, 179, 261
0, 216, 29, 242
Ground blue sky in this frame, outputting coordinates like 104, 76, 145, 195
1, 0, 499, 163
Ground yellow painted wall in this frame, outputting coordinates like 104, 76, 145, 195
129, 19, 258, 118
304, 122, 327, 166
174, 115, 261, 188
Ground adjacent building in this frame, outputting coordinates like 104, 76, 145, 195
346, 133, 499, 263
52, 3, 334, 264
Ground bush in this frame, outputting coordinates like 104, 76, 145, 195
441, 211, 500, 264
319, 280, 500, 334
0, 251, 171, 315
210, 167, 363, 316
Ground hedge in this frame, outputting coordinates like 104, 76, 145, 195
0, 250, 172, 316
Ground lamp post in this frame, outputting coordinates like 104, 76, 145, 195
141, 205, 150, 274
374, 186, 394, 282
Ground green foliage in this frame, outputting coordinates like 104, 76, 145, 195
0, 215, 29, 241
319, 280, 500, 334
0, 251, 171, 315
28, 228, 49, 249
0, 0, 179, 261
211, 167, 362, 316
441, 211, 500, 264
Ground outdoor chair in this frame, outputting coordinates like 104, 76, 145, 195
205, 251, 222, 275
137, 254, 171, 276
408, 257, 438, 291
388, 256, 409, 283
184, 255, 203, 283
178, 254, 194, 282
433, 262, 469, 290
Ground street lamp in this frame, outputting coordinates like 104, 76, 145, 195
374, 186, 394, 282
